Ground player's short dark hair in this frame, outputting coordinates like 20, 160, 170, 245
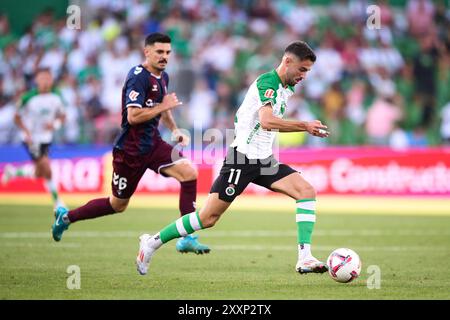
144, 33, 171, 46
284, 41, 316, 62
34, 67, 51, 76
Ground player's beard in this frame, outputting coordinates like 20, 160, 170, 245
154, 60, 167, 72
288, 74, 302, 86
287, 77, 297, 86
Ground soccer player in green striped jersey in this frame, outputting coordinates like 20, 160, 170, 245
136, 41, 330, 276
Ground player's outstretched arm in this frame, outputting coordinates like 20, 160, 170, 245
259, 105, 329, 137
14, 113, 32, 144
127, 93, 182, 125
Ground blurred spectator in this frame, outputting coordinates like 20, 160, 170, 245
248, 0, 278, 36
368, 67, 396, 98
59, 73, 81, 144
340, 39, 361, 77
329, 0, 351, 24
407, 0, 436, 38
0, 0, 448, 147
0, 75, 17, 144
345, 79, 367, 126
389, 124, 409, 150
413, 30, 446, 132
366, 96, 403, 145
282, 0, 317, 36
245, 42, 278, 73
358, 40, 404, 75
413, 32, 440, 105
323, 82, 345, 121
188, 77, 217, 132
390, 124, 429, 149
39, 43, 65, 78
441, 101, 450, 145
0, 14, 16, 50
312, 33, 344, 85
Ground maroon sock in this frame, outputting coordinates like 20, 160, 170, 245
68, 197, 116, 223
179, 180, 197, 216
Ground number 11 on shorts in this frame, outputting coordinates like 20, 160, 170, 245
228, 169, 242, 185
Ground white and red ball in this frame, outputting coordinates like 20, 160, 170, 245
327, 248, 362, 283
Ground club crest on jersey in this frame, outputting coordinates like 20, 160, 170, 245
225, 184, 236, 196
129, 90, 140, 101
264, 89, 274, 98
145, 98, 154, 107
152, 84, 158, 92
134, 66, 143, 75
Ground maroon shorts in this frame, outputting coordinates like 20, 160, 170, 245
111, 139, 184, 199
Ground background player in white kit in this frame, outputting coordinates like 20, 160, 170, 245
135, 41, 330, 276
2, 68, 66, 209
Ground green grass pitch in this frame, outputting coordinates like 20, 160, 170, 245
0, 204, 449, 300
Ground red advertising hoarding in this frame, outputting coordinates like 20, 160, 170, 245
1, 147, 449, 196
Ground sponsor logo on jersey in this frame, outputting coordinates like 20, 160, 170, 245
134, 66, 143, 75
280, 102, 286, 116
264, 89, 274, 98
129, 90, 139, 101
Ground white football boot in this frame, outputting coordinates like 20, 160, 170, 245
296, 256, 328, 274
136, 234, 155, 275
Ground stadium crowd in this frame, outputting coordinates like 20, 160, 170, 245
0, 0, 449, 148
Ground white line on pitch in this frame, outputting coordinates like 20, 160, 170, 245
0, 229, 448, 238
209, 245, 448, 252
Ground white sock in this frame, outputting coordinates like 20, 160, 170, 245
298, 243, 312, 261
148, 233, 163, 250
44, 179, 60, 203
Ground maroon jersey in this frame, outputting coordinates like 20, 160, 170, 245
113, 65, 169, 155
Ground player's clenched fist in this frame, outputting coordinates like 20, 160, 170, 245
173, 128, 190, 147
306, 120, 329, 138
162, 93, 182, 110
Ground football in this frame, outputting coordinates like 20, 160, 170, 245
327, 248, 362, 283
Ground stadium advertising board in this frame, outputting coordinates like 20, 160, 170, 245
0, 147, 449, 196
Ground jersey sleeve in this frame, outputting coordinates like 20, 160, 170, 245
256, 74, 278, 107
17, 89, 37, 115
53, 88, 67, 116
125, 68, 148, 108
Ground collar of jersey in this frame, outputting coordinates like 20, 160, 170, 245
150, 72, 162, 79
140, 64, 162, 79
271, 69, 292, 90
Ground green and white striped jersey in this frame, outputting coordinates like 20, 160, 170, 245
230, 69, 295, 159
17, 88, 65, 144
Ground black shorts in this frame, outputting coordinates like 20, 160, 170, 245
23, 142, 50, 161
210, 147, 298, 202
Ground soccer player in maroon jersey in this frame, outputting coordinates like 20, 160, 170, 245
52, 33, 210, 254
